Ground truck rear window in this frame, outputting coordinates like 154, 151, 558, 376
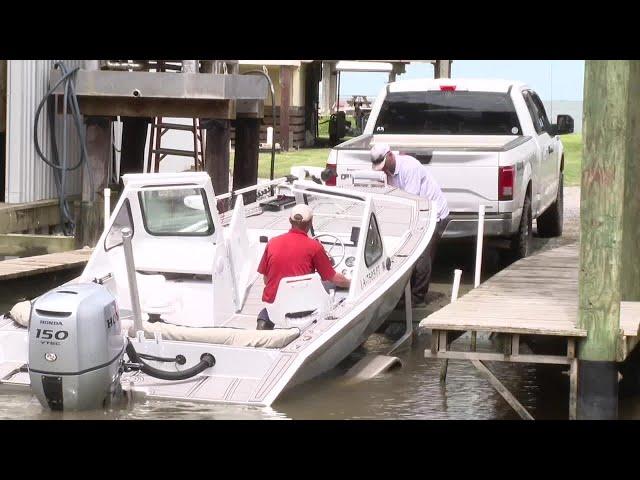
374, 91, 522, 135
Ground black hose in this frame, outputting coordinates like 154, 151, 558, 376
125, 340, 215, 381
138, 353, 186, 365
33, 62, 93, 236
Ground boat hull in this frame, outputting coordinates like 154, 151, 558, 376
283, 268, 412, 391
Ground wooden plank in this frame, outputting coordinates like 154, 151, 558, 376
569, 359, 578, 420
420, 323, 586, 337
0, 249, 92, 281
512, 334, 520, 355
425, 350, 574, 365
0, 199, 65, 234
471, 359, 534, 420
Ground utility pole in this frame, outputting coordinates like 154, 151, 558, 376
577, 60, 640, 419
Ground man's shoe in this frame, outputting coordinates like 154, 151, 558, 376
256, 319, 275, 330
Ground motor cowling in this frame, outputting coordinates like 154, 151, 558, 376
28, 283, 125, 411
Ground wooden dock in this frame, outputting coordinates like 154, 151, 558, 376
419, 243, 640, 419
0, 248, 92, 281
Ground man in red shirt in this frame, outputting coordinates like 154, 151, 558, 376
256, 204, 351, 330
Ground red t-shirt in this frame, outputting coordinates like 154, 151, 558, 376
257, 229, 336, 303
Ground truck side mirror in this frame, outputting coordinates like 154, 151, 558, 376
556, 115, 574, 135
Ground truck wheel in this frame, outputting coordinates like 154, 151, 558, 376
536, 172, 564, 237
510, 193, 532, 261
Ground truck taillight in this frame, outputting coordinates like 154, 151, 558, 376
324, 163, 337, 186
498, 166, 515, 201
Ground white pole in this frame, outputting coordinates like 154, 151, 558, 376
267, 126, 274, 146
121, 227, 143, 333
474, 205, 486, 288
104, 188, 111, 232
451, 269, 462, 302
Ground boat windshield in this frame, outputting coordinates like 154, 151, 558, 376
301, 191, 365, 239
138, 187, 215, 236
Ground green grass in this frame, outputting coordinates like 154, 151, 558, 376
253, 114, 358, 179
561, 133, 582, 186
257, 148, 330, 178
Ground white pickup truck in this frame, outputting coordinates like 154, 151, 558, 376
323, 78, 575, 259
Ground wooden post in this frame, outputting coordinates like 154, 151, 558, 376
232, 118, 260, 205
204, 119, 231, 206
279, 66, 293, 151
120, 116, 151, 176
389, 62, 406, 83
577, 60, 640, 419
0, 60, 6, 134
1, 60, 6, 203
76, 116, 111, 248
304, 61, 321, 147
321, 61, 337, 116
434, 60, 452, 79
622, 62, 640, 304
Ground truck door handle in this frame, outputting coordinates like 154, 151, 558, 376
547, 145, 554, 154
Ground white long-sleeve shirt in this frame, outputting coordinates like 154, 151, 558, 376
387, 154, 450, 221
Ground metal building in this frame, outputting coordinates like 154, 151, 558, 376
2, 60, 84, 204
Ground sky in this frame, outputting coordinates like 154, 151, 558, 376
335, 60, 585, 102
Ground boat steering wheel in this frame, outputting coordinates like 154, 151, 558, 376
312, 234, 346, 268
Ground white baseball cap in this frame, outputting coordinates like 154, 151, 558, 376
370, 143, 391, 171
290, 204, 313, 222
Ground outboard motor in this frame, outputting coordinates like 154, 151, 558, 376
28, 283, 125, 411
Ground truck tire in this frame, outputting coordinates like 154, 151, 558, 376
509, 192, 532, 261
536, 172, 564, 237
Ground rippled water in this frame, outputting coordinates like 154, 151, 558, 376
0, 329, 573, 420
1, 238, 639, 420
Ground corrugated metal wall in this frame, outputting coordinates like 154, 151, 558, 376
5, 60, 84, 204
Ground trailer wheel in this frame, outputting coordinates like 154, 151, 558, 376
509, 192, 532, 261
536, 172, 564, 238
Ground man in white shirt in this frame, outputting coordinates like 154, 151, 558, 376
371, 143, 450, 305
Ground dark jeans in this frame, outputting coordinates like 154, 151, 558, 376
258, 308, 271, 323
411, 217, 450, 303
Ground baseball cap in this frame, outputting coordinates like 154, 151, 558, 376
370, 143, 391, 171
290, 204, 313, 222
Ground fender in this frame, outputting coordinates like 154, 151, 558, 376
521, 161, 533, 211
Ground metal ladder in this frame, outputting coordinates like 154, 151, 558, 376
146, 60, 205, 173
146, 117, 206, 173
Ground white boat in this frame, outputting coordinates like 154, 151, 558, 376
0, 171, 436, 409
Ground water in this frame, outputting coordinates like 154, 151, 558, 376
1, 233, 639, 420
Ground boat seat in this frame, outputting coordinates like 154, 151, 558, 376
136, 273, 182, 316
127, 321, 300, 349
266, 273, 330, 328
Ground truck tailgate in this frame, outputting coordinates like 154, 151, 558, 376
336, 140, 501, 213
425, 150, 499, 213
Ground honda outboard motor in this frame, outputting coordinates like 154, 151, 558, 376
28, 283, 125, 411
